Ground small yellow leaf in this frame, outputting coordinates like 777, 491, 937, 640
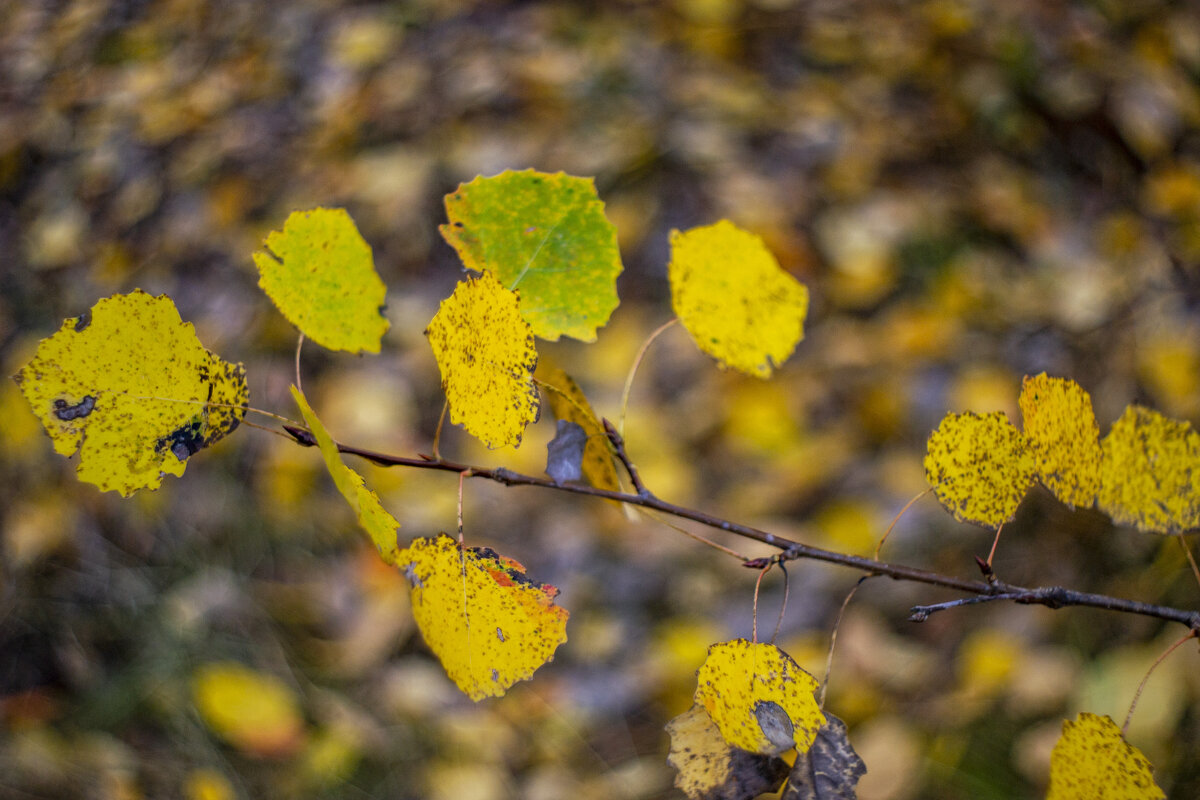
14, 291, 247, 496
694, 639, 826, 756
665, 703, 790, 800
291, 386, 401, 566
1098, 405, 1200, 534
1045, 713, 1165, 800
425, 272, 540, 449
669, 221, 809, 378
924, 411, 1036, 528
192, 662, 304, 757
253, 208, 389, 354
536, 365, 620, 493
398, 533, 568, 701
1019, 374, 1102, 509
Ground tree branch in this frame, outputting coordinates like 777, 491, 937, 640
282, 424, 1200, 632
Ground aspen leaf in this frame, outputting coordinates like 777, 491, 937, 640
1019, 374, 1102, 509
290, 386, 401, 566
666, 703, 790, 800
13, 290, 247, 496
545, 419, 587, 484
781, 713, 867, 800
1097, 405, 1200, 534
425, 271, 540, 449
398, 533, 568, 701
440, 169, 623, 342
669, 221, 809, 378
192, 662, 304, 757
536, 365, 620, 492
924, 411, 1037, 528
694, 639, 826, 756
1045, 713, 1165, 800
252, 208, 389, 354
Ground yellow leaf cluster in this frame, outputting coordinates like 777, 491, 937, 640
1019, 373, 1103, 509
14, 291, 247, 496
694, 639, 826, 756
1046, 713, 1164, 799
398, 534, 568, 701
669, 220, 809, 378
536, 365, 620, 492
924, 411, 1036, 528
291, 386, 401, 566
1098, 406, 1200, 534
253, 208, 389, 354
425, 271, 540, 449
192, 662, 304, 757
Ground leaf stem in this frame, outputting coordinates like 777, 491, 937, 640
617, 317, 678, 437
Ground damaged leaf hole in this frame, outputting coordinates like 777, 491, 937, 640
54, 395, 97, 421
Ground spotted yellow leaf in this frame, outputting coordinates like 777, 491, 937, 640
536, 365, 620, 493
1098, 406, 1200, 534
192, 662, 304, 757
1019, 374, 1102, 509
440, 170, 623, 342
694, 639, 826, 756
666, 703, 789, 800
253, 208, 389, 354
924, 411, 1037, 527
669, 221, 809, 378
425, 271, 540, 449
1045, 713, 1164, 800
13, 291, 246, 496
291, 386, 401, 566
398, 533, 568, 701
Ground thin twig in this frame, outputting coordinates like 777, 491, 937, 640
1123, 630, 1198, 735
603, 419, 648, 496
821, 576, 870, 709
279, 425, 1200, 632
618, 318, 678, 437
294, 334, 305, 394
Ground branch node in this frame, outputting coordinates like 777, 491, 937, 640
283, 424, 316, 447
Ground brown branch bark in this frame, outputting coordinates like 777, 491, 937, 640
282, 424, 1200, 632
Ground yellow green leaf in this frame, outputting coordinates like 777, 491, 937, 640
1045, 713, 1165, 800
425, 271, 540, 449
252, 208, 389, 354
669, 221, 809, 378
192, 662, 304, 757
694, 639, 826, 756
536, 365, 620, 493
665, 703, 790, 800
291, 386, 401, 566
398, 533, 568, 701
440, 170, 623, 342
924, 411, 1037, 528
13, 291, 247, 496
1097, 405, 1200, 534
1019, 373, 1102, 509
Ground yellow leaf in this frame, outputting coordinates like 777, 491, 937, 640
1045, 713, 1165, 800
425, 272, 540, 449
13, 291, 247, 496
291, 386, 401, 566
694, 639, 826, 756
536, 365, 620, 493
924, 411, 1036, 528
184, 769, 234, 800
669, 220, 810, 378
192, 662, 304, 757
1019, 374, 1102, 509
665, 703, 789, 800
1098, 405, 1200, 534
252, 208, 389, 354
398, 533, 568, 700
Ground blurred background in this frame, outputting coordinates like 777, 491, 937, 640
3, 0, 1200, 797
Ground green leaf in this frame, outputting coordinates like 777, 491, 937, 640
253, 208, 389, 354
14, 291, 247, 496
440, 170, 623, 342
